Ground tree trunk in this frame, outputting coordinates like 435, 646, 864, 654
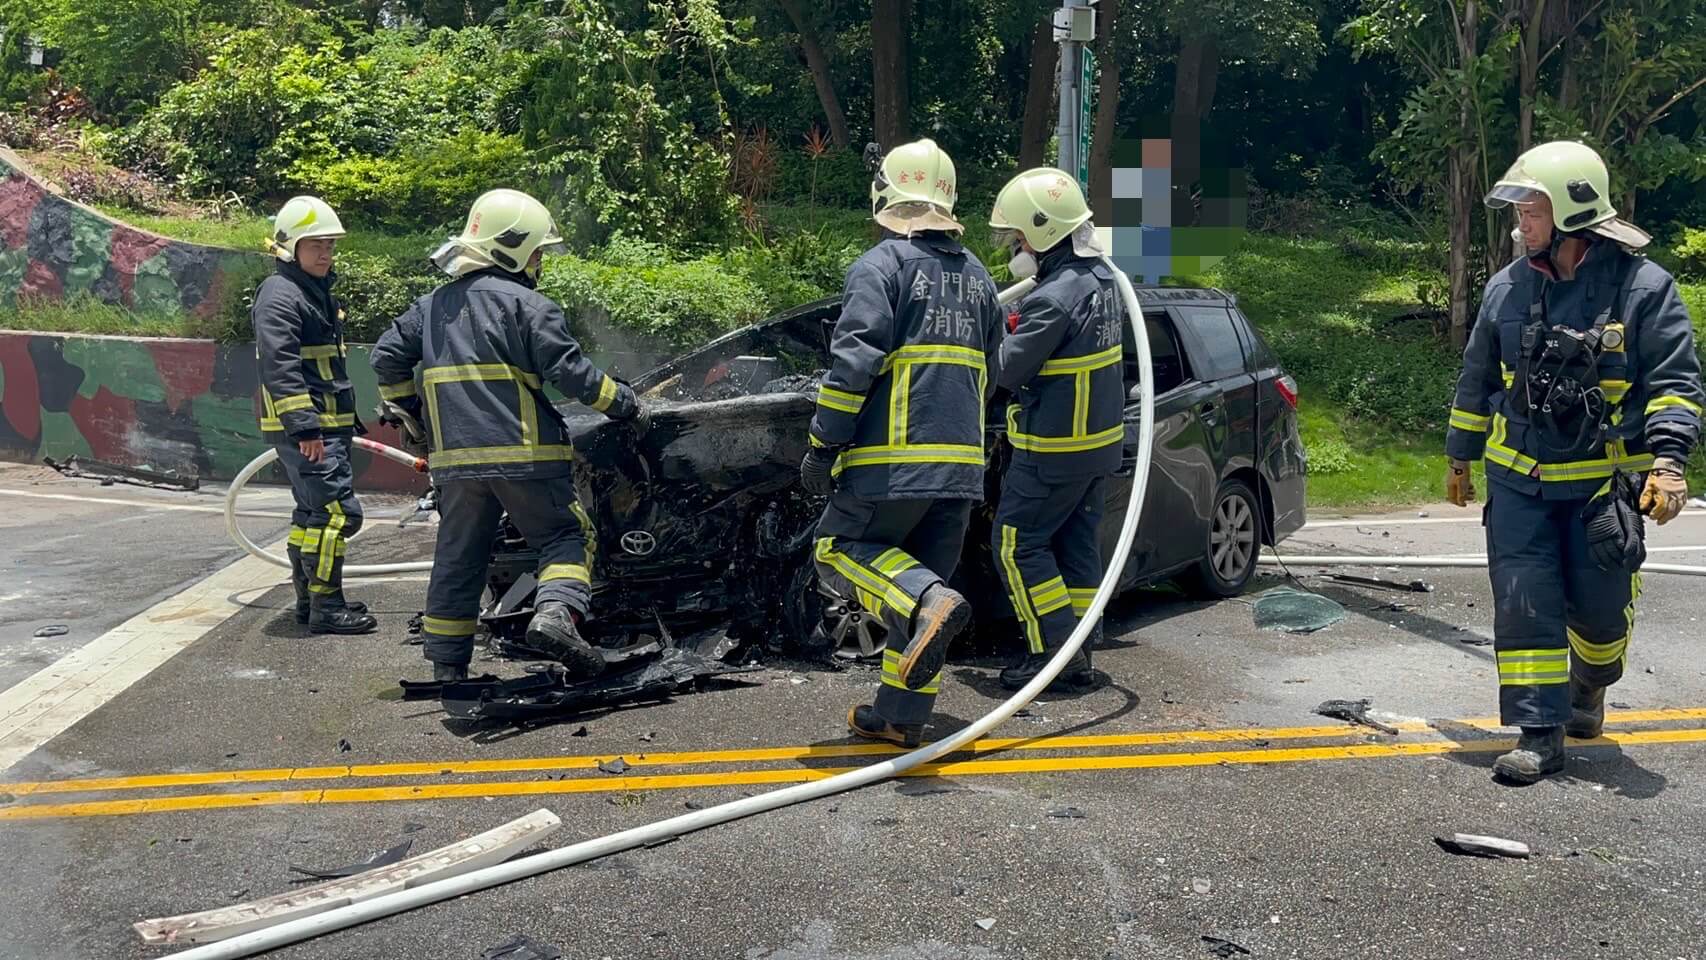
871, 0, 912, 148
1172, 36, 1220, 123
1018, 18, 1058, 170
1518, 0, 1547, 151
778, 0, 851, 148
1449, 145, 1475, 350
1449, 0, 1480, 351
1088, 0, 1122, 221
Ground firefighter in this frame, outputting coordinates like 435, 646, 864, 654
254, 196, 376, 635
1446, 140, 1703, 783
371, 189, 642, 684
800, 139, 1006, 747
987, 169, 1121, 690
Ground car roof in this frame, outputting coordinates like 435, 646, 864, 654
1129, 285, 1238, 307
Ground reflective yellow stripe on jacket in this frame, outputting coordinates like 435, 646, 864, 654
421, 363, 557, 471
1483, 414, 1654, 482
833, 344, 989, 476
1008, 345, 1122, 454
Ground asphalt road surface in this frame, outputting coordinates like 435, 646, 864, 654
5, 468, 1706, 960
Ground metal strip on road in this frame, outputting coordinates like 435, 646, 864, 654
0, 548, 287, 774
6, 726, 1706, 821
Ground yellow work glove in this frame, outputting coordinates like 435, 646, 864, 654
1446, 458, 1475, 507
1640, 458, 1689, 525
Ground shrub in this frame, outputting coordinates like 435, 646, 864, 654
111, 26, 536, 200
538, 247, 769, 350
1304, 437, 1355, 475
1675, 227, 1706, 280
1267, 325, 1460, 433
303, 130, 529, 231
329, 251, 441, 341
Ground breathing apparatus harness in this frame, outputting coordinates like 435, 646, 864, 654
1512, 240, 1650, 572
1510, 243, 1639, 457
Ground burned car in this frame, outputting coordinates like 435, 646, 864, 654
477, 284, 1307, 664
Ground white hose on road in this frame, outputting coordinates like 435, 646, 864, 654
223, 437, 435, 576
1259, 551, 1706, 577
167, 266, 1152, 960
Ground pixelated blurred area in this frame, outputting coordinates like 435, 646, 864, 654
1103, 125, 1248, 282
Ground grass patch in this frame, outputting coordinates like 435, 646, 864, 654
0, 296, 215, 338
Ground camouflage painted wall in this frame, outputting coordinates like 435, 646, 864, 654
0, 149, 263, 315
0, 331, 426, 492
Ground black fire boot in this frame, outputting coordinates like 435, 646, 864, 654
308, 595, 379, 635
999, 647, 1094, 691
1566, 675, 1607, 740
295, 548, 367, 625
895, 584, 971, 691
432, 662, 469, 684
526, 601, 605, 679
848, 704, 923, 748
288, 543, 311, 624
1492, 726, 1567, 784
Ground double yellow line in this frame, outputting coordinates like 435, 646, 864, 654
6, 708, 1706, 821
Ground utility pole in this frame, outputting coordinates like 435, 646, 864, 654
1053, 0, 1096, 191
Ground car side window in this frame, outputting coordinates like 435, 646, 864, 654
1237, 312, 1280, 370
1123, 309, 1190, 396
1174, 305, 1247, 381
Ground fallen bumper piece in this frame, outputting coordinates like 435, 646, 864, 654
44, 455, 200, 491
439, 648, 761, 724
133, 809, 562, 945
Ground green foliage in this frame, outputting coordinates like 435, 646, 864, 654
304, 130, 529, 230
109, 25, 534, 199
22, 0, 321, 115
1677, 227, 1706, 280
0, 294, 193, 337
1303, 436, 1355, 475
517, 2, 740, 250
540, 245, 767, 349
326, 250, 441, 341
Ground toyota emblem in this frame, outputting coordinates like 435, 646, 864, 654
620, 530, 657, 556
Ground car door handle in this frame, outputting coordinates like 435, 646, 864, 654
1198, 402, 1221, 422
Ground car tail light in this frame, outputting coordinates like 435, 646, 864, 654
1275, 375, 1298, 409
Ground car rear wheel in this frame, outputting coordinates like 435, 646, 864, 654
1184, 479, 1261, 598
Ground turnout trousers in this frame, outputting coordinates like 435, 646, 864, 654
275, 437, 364, 604
1486, 480, 1641, 728
421, 475, 597, 667
992, 463, 1107, 655
813, 492, 975, 727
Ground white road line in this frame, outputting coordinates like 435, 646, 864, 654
0, 547, 286, 774
0, 488, 407, 522
1305, 510, 1706, 529
0, 487, 294, 521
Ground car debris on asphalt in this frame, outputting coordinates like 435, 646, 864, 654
1314, 698, 1401, 735
1253, 587, 1347, 633
479, 933, 565, 960
1202, 935, 1252, 957
289, 839, 414, 881
1433, 833, 1531, 859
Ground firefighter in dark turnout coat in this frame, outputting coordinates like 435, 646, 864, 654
254, 195, 376, 635
1446, 141, 1704, 782
371, 189, 640, 683
800, 139, 1006, 746
988, 169, 1123, 690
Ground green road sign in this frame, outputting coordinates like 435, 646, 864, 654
1078, 47, 1094, 190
